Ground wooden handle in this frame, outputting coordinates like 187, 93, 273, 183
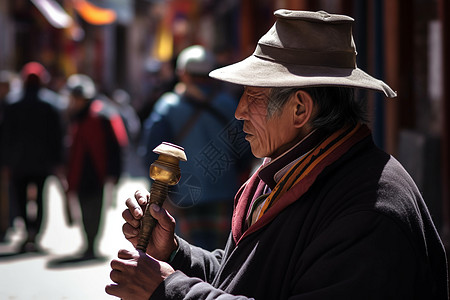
136, 181, 168, 252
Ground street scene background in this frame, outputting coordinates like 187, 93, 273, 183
0, 175, 149, 299
1, 0, 450, 298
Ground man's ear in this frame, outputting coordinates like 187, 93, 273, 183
292, 90, 314, 128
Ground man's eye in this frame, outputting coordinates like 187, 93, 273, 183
247, 94, 258, 103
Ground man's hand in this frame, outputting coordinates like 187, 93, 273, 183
105, 249, 175, 300
122, 189, 178, 261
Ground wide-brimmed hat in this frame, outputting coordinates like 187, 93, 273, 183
209, 9, 397, 98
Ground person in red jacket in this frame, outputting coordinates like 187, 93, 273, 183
65, 74, 127, 259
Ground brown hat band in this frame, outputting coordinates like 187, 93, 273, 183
254, 43, 357, 69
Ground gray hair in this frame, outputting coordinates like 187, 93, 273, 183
268, 86, 368, 132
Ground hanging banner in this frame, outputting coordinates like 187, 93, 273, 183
72, 0, 117, 25
90, 0, 134, 25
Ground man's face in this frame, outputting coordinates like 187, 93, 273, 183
235, 87, 299, 159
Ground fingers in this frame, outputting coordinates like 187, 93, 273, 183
122, 190, 150, 246
134, 189, 150, 206
122, 203, 141, 241
109, 269, 123, 283
125, 197, 144, 220
106, 249, 160, 300
124, 189, 150, 217
122, 222, 139, 240
122, 209, 140, 228
117, 248, 137, 259
109, 249, 138, 274
110, 256, 127, 272
106, 252, 132, 299
105, 283, 121, 298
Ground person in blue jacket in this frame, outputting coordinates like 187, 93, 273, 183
138, 45, 253, 250
107, 10, 448, 299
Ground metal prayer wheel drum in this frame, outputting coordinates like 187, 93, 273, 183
136, 142, 187, 252
149, 142, 187, 185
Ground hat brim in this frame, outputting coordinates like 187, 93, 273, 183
209, 55, 397, 98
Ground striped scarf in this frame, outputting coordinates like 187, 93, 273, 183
246, 123, 369, 227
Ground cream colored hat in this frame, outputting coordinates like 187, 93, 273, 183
209, 9, 396, 98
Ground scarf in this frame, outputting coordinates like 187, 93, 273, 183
234, 123, 370, 244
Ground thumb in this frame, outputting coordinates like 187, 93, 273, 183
149, 204, 175, 231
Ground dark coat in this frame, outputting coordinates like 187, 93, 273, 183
152, 133, 448, 299
1, 89, 63, 176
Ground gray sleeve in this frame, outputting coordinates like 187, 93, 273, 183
169, 236, 224, 283
150, 271, 254, 300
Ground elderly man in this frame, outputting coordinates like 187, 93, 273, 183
106, 10, 448, 299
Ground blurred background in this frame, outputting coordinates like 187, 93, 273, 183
1, 0, 450, 297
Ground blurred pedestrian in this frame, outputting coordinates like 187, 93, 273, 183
111, 89, 144, 177
64, 74, 127, 258
1, 62, 64, 252
137, 58, 177, 125
112, 89, 141, 146
0, 71, 12, 242
139, 45, 253, 250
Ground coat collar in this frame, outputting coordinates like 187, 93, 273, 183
258, 128, 328, 190
232, 128, 328, 244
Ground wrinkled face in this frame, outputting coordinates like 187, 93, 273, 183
235, 87, 299, 159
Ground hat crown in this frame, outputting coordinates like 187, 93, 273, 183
274, 9, 353, 22
255, 10, 357, 69
209, 9, 397, 98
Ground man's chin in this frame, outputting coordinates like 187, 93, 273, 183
248, 144, 265, 159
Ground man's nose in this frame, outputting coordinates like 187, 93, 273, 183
234, 95, 247, 120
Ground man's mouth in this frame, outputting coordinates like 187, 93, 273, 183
243, 128, 252, 137
243, 124, 254, 140
244, 131, 254, 141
